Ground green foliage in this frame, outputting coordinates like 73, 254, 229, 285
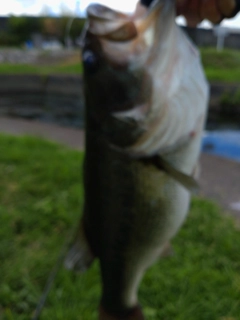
8, 16, 42, 44
0, 62, 82, 74
69, 19, 86, 41
201, 48, 240, 69
0, 16, 86, 46
141, 199, 240, 320
219, 88, 240, 116
0, 134, 239, 319
57, 17, 86, 44
0, 135, 83, 319
200, 47, 240, 82
220, 89, 240, 105
8, 16, 42, 35
0, 31, 21, 47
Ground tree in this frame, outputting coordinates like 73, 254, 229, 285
8, 16, 42, 43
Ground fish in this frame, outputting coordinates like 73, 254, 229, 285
64, 0, 209, 319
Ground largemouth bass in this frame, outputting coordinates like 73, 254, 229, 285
65, 0, 209, 319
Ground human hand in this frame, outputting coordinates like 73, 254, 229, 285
176, 0, 240, 27
140, 0, 240, 27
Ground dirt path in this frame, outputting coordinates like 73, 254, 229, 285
199, 153, 240, 219
0, 116, 239, 219
0, 116, 84, 150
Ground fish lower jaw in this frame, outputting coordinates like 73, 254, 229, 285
99, 304, 144, 320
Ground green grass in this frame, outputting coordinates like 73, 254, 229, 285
0, 63, 82, 75
201, 48, 240, 82
0, 134, 239, 320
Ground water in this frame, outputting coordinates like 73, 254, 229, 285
202, 130, 240, 162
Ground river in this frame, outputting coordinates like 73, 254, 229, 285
202, 130, 240, 162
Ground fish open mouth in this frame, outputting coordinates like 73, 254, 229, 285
87, 3, 138, 41
86, 0, 164, 42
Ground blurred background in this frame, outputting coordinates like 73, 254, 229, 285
0, 1, 240, 159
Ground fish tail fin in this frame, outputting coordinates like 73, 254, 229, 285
99, 305, 144, 320
64, 221, 95, 272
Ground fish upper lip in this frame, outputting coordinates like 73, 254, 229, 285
86, 0, 164, 40
86, 4, 134, 40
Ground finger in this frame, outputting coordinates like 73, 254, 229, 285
184, 14, 203, 27
140, 0, 153, 7
176, 0, 189, 13
177, 0, 197, 15
218, 0, 240, 17
200, 0, 222, 24
180, 0, 203, 27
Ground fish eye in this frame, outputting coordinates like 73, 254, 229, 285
82, 50, 99, 73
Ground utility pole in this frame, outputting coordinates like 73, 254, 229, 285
214, 26, 229, 52
65, 1, 80, 48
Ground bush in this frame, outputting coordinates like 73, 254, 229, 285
0, 31, 21, 46
220, 88, 240, 114
1, 16, 86, 46
57, 17, 86, 45
8, 16, 42, 44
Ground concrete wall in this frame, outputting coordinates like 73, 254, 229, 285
208, 82, 240, 128
0, 74, 84, 128
0, 75, 240, 129
183, 27, 240, 50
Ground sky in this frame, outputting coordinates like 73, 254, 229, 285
0, 0, 137, 16
1, 0, 240, 29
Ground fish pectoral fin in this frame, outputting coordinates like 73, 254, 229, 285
160, 242, 175, 258
112, 103, 149, 123
192, 162, 200, 179
155, 156, 200, 193
64, 222, 95, 272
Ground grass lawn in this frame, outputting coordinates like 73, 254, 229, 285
0, 63, 82, 75
200, 47, 240, 82
0, 134, 239, 320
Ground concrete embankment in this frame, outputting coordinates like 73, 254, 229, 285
0, 74, 240, 128
0, 74, 84, 128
